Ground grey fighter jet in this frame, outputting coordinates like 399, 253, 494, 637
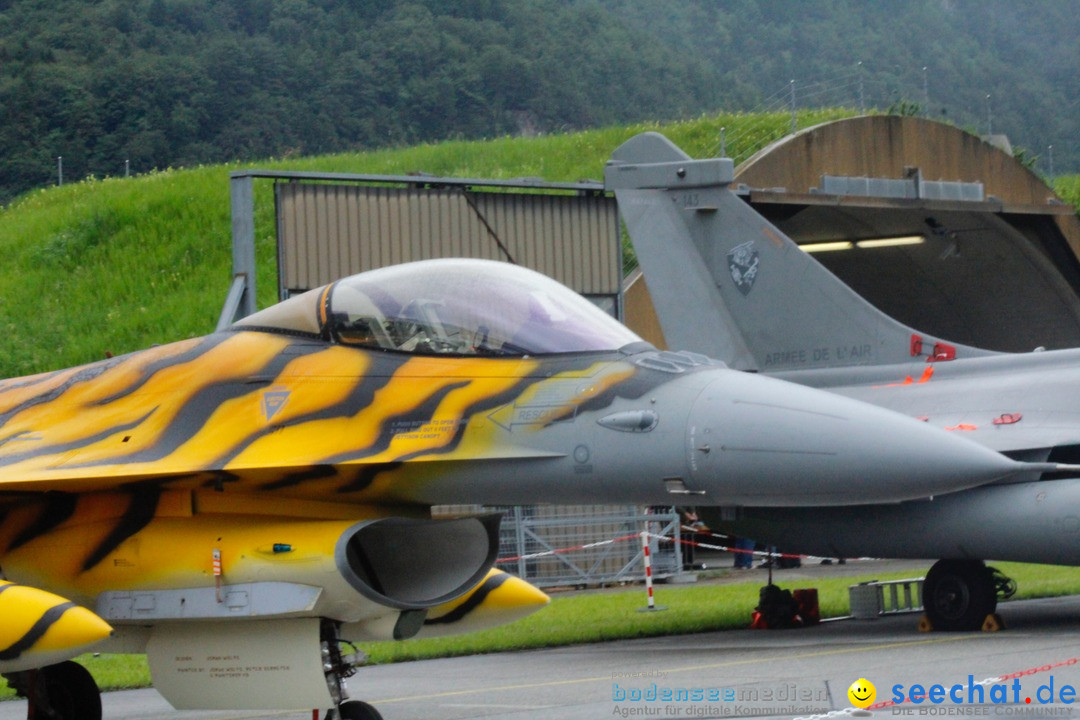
607, 131, 1080, 631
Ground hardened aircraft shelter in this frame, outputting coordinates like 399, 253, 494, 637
628, 115, 1080, 355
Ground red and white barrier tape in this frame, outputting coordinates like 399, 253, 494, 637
496, 533, 640, 564
663, 529, 875, 563
495, 526, 872, 566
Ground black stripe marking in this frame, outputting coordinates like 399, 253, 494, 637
210, 361, 399, 469
334, 356, 617, 467
0, 369, 73, 406
91, 335, 230, 406
81, 486, 162, 572
0, 601, 76, 660
419, 376, 540, 458
0, 359, 121, 429
0, 409, 157, 469
70, 347, 298, 468
565, 366, 668, 418
7, 493, 78, 553
0, 431, 35, 450
419, 353, 635, 460
423, 573, 510, 625
259, 464, 338, 492
319, 381, 471, 466
336, 462, 402, 494
0, 374, 61, 393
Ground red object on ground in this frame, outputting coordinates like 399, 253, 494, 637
794, 588, 820, 625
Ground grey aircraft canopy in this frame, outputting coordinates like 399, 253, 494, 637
234, 258, 643, 356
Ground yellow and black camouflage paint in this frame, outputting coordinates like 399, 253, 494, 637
0, 329, 675, 615
0, 331, 652, 497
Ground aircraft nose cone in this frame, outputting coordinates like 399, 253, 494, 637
687, 372, 1018, 505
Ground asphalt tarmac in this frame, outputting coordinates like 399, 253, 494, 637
4, 567, 1080, 720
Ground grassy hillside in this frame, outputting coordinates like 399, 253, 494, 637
0, 108, 1076, 379
0, 109, 853, 378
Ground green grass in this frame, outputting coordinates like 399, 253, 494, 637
4, 561, 1080, 701
0, 653, 148, 701
356, 561, 1080, 664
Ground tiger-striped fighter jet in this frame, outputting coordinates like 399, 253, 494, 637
0, 258, 1031, 718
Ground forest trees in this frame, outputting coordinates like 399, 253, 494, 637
0, 0, 1075, 203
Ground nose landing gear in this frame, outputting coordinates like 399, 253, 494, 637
321, 620, 383, 720
326, 699, 384, 720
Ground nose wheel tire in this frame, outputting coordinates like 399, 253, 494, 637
18, 661, 102, 720
326, 700, 384, 720
922, 559, 996, 631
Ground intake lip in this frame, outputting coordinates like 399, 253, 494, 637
335, 514, 501, 610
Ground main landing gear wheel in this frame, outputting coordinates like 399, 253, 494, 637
21, 661, 102, 720
922, 559, 996, 631
326, 700, 384, 720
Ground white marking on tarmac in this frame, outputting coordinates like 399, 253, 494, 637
369, 634, 981, 704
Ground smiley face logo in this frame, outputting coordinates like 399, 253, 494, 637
848, 678, 876, 708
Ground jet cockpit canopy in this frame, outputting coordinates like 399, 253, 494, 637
233, 258, 643, 356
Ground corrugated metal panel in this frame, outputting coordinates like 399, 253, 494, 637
276, 183, 619, 296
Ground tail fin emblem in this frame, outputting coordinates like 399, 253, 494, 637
727, 241, 760, 296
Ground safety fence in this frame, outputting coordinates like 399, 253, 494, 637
492, 507, 684, 588
484, 505, 883, 588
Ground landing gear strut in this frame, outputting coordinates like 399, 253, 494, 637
321, 620, 383, 720
3, 661, 101, 720
922, 559, 1014, 631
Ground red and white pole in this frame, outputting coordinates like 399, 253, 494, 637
642, 531, 656, 609
638, 530, 667, 612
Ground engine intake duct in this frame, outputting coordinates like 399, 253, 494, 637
336, 514, 501, 610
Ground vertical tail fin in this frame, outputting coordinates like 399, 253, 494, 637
605, 132, 993, 371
